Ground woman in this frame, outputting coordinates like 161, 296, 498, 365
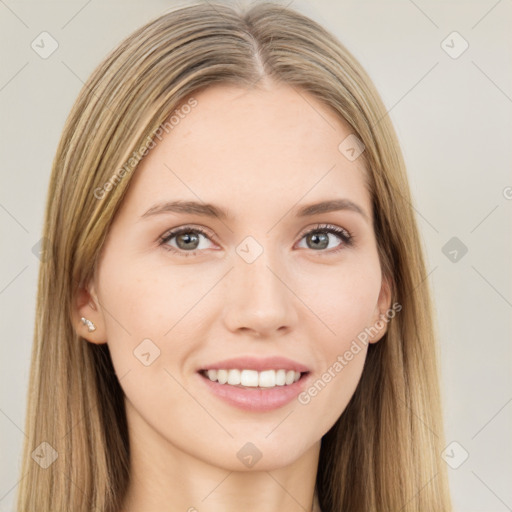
17, 2, 452, 511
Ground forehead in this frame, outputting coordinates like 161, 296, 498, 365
120, 83, 370, 220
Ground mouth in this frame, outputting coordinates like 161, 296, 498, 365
196, 358, 312, 412
199, 368, 308, 389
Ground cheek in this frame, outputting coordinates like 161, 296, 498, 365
291, 259, 380, 427
97, 267, 194, 420
294, 345, 368, 446
98, 253, 213, 341
96, 255, 217, 396
295, 255, 382, 345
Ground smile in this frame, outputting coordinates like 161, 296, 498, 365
201, 368, 302, 388
198, 369, 311, 412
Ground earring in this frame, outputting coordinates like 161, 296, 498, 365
81, 317, 97, 332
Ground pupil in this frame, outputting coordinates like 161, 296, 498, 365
177, 233, 199, 250
309, 232, 328, 250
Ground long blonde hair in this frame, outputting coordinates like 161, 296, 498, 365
17, 2, 452, 510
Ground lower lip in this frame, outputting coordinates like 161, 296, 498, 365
198, 372, 310, 412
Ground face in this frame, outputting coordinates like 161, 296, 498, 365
76, 83, 391, 472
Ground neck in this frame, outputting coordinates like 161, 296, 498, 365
119, 402, 321, 512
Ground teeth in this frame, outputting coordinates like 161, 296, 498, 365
241, 369, 259, 387
203, 368, 303, 388
217, 369, 228, 384
258, 370, 275, 387
275, 369, 286, 386
227, 369, 241, 385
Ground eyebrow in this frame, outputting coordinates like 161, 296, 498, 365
140, 198, 370, 223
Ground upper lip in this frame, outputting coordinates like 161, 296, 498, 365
199, 356, 310, 373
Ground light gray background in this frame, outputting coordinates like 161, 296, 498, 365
1, 1, 511, 511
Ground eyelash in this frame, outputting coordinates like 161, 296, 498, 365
158, 223, 354, 258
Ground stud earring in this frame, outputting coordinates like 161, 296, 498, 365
81, 317, 97, 332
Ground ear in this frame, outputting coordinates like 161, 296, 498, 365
368, 274, 393, 344
72, 278, 108, 344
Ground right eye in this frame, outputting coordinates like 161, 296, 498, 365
159, 226, 217, 257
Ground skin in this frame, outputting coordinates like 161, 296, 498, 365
74, 83, 391, 512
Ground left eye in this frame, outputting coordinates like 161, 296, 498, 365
296, 226, 351, 251
159, 223, 353, 257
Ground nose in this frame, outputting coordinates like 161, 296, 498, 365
222, 250, 299, 338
